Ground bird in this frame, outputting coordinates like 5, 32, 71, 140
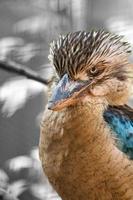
39, 30, 133, 200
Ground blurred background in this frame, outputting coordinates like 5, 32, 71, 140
0, 0, 133, 199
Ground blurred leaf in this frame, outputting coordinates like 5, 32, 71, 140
0, 37, 39, 63
14, 16, 49, 34
7, 180, 27, 198
0, 187, 19, 200
14, 13, 69, 37
30, 183, 61, 200
16, 43, 39, 63
0, 37, 24, 60
0, 187, 7, 196
0, 77, 45, 117
7, 156, 33, 172
0, 169, 9, 189
3, 194, 19, 200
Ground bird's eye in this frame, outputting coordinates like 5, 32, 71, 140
89, 66, 98, 75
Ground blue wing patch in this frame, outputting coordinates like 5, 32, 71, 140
103, 105, 133, 159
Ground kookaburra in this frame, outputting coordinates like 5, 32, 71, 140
39, 30, 133, 200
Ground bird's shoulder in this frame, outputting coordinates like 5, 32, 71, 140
104, 104, 133, 159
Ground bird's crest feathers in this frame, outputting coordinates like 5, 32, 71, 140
49, 30, 131, 79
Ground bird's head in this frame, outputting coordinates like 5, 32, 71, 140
48, 30, 132, 111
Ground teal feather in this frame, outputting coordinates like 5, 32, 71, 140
104, 105, 133, 159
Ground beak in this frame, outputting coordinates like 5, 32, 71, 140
48, 74, 91, 111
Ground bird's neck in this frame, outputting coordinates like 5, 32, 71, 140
43, 102, 115, 173
62, 102, 109, 141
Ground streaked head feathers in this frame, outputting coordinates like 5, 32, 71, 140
49, 30, 131, 80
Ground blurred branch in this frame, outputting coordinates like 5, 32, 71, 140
0, 60, 50, 85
